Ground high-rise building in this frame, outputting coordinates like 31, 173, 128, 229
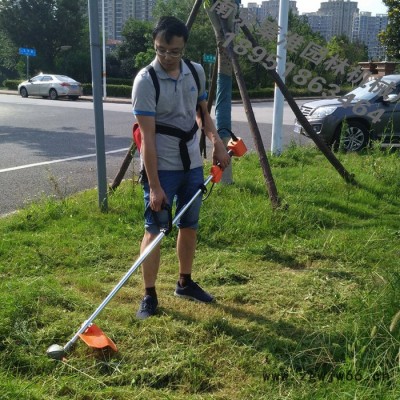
134, 0, 157, 21
317, 0, 359, 38
246, 2, 263, 21
301, 1, 388, 60
98, 0, 134, 43
302, 13, 333, 41
98, 0, 156, 45
259, 0, 298, 20
352, 12, 388, 60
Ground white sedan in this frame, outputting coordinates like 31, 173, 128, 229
18, 73, 83, 100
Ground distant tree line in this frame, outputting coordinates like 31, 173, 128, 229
0, 0, 398, 90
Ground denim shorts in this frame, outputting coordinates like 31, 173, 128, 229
143, 167, 204, 234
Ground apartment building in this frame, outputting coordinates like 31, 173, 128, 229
259, 0, 298, 20
317, 0, 359, 38
352, 12, 388, 60
99, 0, 155, 44
244, 0, 299, 22
303, 13, 333, 41
134, 0, 157, 21
301, 0, 388, 60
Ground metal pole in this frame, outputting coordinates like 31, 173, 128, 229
26, 56, 29, 79
241, 25, 355, 184
88, 0, 108, 211
63, 173, 214, 353
271, 0, 289, 155
102, 0, 107, 99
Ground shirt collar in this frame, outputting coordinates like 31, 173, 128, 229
151, 58, 190, 80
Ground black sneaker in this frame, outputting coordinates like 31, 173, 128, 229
136, 295, 158, 320
174, 280, 214, 303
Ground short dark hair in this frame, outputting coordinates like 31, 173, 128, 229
152, 16, 189, 44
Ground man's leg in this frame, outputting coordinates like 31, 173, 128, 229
177, 227, 197, 276
136, 174, 169, 319
140, 231, 161, 288
136, 231, 160, 319
174, 227, 214, 303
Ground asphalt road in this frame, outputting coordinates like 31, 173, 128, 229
0, 93, 311, 216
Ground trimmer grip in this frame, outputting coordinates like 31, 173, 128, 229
151, 203, 173, 235
211, 165, 223, 183
210, 136, 246, 184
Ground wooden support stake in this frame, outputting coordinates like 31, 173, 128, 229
241, 25, 355, 184
218, 17, 280, 208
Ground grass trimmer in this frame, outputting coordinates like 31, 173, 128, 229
46, 136, 247, 361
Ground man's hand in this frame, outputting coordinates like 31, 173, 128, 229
197, 100, 231, 169
212, 139, 231, 170
149, 185, 168, 212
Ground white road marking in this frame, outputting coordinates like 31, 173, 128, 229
0, 148, 130, 174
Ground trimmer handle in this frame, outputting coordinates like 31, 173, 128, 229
151, 203, 173, 235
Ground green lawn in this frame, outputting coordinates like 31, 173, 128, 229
0, 144, 399, 399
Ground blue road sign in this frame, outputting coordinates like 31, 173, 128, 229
19, 47, 37, 57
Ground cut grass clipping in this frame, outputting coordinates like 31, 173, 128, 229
0, 145, 399, 399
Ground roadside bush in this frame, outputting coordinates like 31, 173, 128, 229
107, 77, 133, 86
232, 84, 352, 100
82, 83, 131, 98
3, 80, 20, 90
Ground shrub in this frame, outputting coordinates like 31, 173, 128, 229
107, 77, 133, 86
82, 83, 132, 98
3, 80, 21, 90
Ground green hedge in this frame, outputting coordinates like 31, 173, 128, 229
107, 77, 133, 86
4, 78, 351, 100
3, 80, 20, 90
232, 85, 352, 100
82, 83, 132, 97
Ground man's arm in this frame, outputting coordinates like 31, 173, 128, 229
197, 100, 231, 170
136, 115, 168, 212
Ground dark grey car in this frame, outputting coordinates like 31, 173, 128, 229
294, 75, 400, 151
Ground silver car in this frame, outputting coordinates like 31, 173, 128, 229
18, 73, 83, 100
294, 75, 400, 151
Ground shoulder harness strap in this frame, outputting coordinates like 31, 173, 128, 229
145, 65, 160, 104
183, 58, 201, 94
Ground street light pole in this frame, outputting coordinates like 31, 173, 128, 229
271, 0, 289, 155
102, 0, 107, 99
88, 0, 108, 211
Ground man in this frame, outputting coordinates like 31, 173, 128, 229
206, 0, 241, 184
132, 16, 230, 319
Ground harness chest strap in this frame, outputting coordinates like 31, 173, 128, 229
155, 122, 198, 171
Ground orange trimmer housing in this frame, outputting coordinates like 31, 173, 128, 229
227, 137, 247, 157
211, 137, 247, 183
79, 323, 118, 352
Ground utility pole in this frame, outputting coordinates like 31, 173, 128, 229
271, 0, 289, 155
88, 0, 108, 211
102, 0, 107, 100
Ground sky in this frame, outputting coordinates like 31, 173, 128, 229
242, 0, 388, 16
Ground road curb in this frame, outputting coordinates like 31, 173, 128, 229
0, 89, 321, 105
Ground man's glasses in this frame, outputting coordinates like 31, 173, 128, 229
155, 47, 184, 58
